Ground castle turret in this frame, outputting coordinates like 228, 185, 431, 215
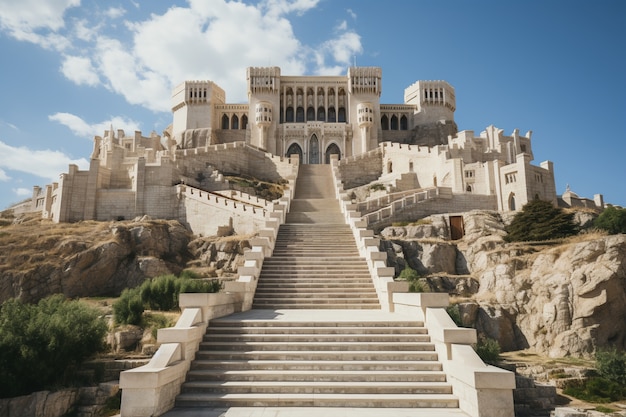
171, 80, 225, 141
247, 67, 281, 152
348, 67, 382, 154
255, 101, 273, 150
404, 80, 455, 125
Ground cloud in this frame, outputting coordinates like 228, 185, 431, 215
49, 112, 142, 138
0, 140, 89, 181
1, 0, 363, 111
12, 187, 31, 197
0, 0, 79, 49
61, 55, 100, 86
104, 7, 126, 19
0, 168, 9, 181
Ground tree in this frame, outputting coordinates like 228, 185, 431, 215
594, 206, 626, 235
0, 295, 107, 398
505, 199, 578, 242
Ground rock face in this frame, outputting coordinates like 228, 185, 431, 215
0, 217, 253, 304
380, 211, 626, 357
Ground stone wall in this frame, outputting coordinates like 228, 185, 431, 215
336, 147, 383, 189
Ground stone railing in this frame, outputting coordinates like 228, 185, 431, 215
119, 167, 298, 417
362, 187, 452, 225
393, 292, 516, 417
330, 156, 407, 311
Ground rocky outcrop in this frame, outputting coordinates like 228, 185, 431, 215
380, 210, 626, 357
0, 217, 255, 304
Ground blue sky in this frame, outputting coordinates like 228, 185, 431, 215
0, 0, 624, 210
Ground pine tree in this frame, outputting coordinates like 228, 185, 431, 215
505, 199, 578, 242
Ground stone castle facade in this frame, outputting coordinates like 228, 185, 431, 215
23, 66, 574, 235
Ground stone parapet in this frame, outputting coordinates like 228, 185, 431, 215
391, 292, 516, 417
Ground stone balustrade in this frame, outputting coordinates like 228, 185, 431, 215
119, 167, 297, 417
392, 292, 516, 417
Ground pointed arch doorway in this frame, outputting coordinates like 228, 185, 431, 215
286, 143, 303, 163
309, 134, 320, 164
325, 143, 341, 164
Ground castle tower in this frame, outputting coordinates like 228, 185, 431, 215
254, 101, 273, 150
171, 80, 225, 141
247, 67, 281, 153
356, 102, 374, 154
404, 80, 456, 125
347, 67, 382, 154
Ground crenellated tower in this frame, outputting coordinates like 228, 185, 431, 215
348, 67, 382, 154
247, 67, 281, 152
404, 80, 455, 125
171, 80, 225, 141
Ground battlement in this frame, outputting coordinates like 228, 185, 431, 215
247, 66, 281, 94
347, 67, 382, 96
404, 80, 456, 112
171, 80, 225, 112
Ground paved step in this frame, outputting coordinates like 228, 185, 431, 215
177, 315, 457, 409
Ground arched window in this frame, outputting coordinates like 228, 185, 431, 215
317, 106, 325, 121
296, 107, 305, 123
390, 115, 399, 130
381, 115, 389, 130
241, 114, 248, 129
338, 107, 346, 123
309, 134, 320, 164
307, 107, 315, 121
232, 115, 239, 130
409, 161, 414, 172
466, 185, 473, 193
509, 193, 516, 211
221, 114, 229, 129
400, 115, 408, 130
286, 143, 303, 162
325, 143, 341, 164
328, 107, 336, 123
387, 161, 393, 173
286, 107, 294, 123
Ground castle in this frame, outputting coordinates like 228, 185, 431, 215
23, 66, 576, 235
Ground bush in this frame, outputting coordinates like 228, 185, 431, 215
505, 199, 578, 242
0, 295, 107, 398
397, 266, 426, 292
475, 336, 501, 363
446, 304, 462, 327
595, 348, 626, 386
112, 288, 144, 325
594, 206, 626, 235
113, 274, 222, 324
563, 377, 625, 403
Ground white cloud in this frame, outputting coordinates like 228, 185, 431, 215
49, 112, 141, 138
105, 7, 126, 19
12, 187, 31, 197
0, 140, 89, 181
61, 55, 100, 86
0, 0, 79, 49
0, 168, 9, 181
1, 0, 363, 111
347, 9, 357, 20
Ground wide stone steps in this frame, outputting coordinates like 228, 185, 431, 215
174, 392, 460, 408
177, 316, 458, 409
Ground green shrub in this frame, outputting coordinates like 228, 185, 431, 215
505, 199, 578, 242
0, 295, 107, 398
112, 288, 144, 325
369, 183, 386, 191
563, 377, 625, 403
475, 336, 501, 363
595, 348, 626, 386
594, 206, 626, 235
113, 274, 222, 324
397, 266, 426, 292
446, 304, 462, 327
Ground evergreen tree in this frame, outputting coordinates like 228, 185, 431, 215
594, 206, 626, 235
505, 199, 578, 242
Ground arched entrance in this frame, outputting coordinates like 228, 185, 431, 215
325, 143, 341, 164
309, 135, 320, 164
508, 193, 516, 211
286, 143, 303, 162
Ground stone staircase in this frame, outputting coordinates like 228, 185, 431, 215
174, 312, 458, 408
171, 164, 462, 412
253, 164, 379, 309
